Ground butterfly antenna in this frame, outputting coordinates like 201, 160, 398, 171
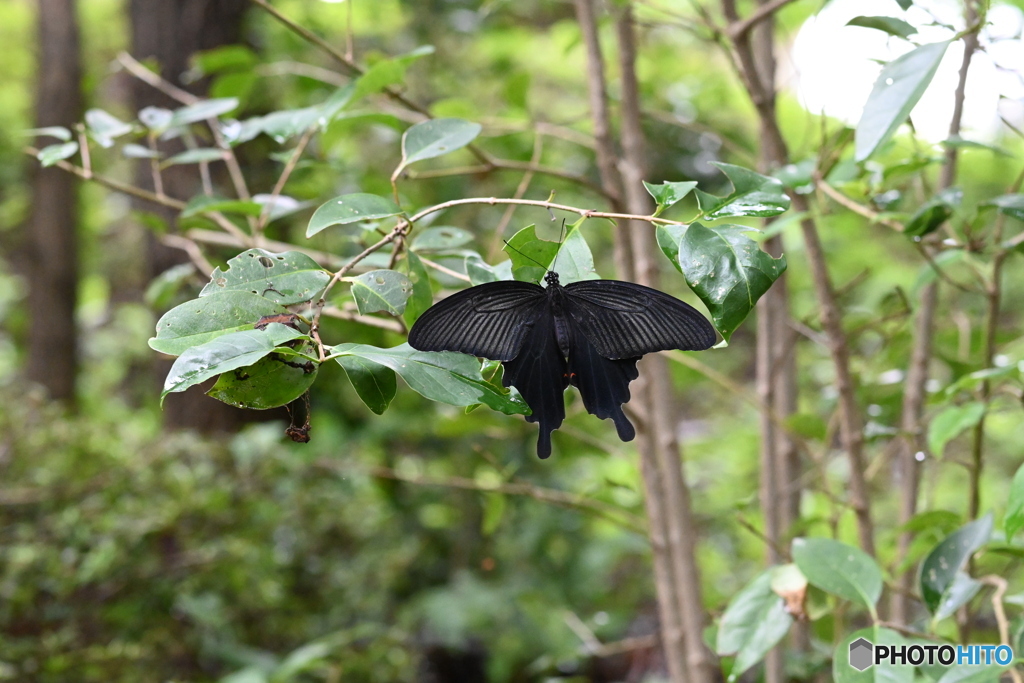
502, 239, 549, 270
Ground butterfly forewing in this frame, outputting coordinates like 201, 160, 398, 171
563, 280, 716, 359
407, 281, 546, 361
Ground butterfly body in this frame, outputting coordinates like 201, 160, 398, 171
408, 271, 715, 458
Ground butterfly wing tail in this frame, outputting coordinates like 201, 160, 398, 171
568, 328, 640, 443
501, 315, 568, 459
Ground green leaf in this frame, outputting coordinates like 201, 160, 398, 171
337, 355, 397, 414
905, 188, 962, 237
85, 109, 133, 147
251, 194, 309, 222
122, 143, 162, 159
200, 249, 330, 305
716, 571, 794, 682
191, 45, 258, 75
411, 226, 474, 251
350, 270, 414, 316
833, 628, 911, 683
658, 222, 786, 341
168, 98, 239, 127
403, 251, 433, 326
693, 163, 791, 219
351, 46, 434, 103
895, 0, 913, 9
181, 194, 262, 218
503, 224, 559, 283
933, 571, 982, 622
162, 148, 227, 166
138, 106, 173, 131
927, 402, 986, 456
792, 537, 883, 610
144, 263, 196, 309
331, 343, 529, 415
1005, 463, 1024, 541
24, 126, 72, 141
207, 353, 318, 410
149, 291, 290, 356
306, 193, 402, 237
37, 142, 78, 167
465, 255, 502, 284
919, 514, 992, 614
643, 180, 698, 212
941, 136, 1012, 157
847, 15, 917, 39
936, 666, 1008, 683
984, 194, 1024, 222
162, 323, 306, 399
400, 118, 481, 167
855, 41, 950, 161
551, 224, 598, 283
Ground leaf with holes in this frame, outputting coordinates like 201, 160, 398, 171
694, 163, 791, 219
307, 193, 402, 237
331, 343, 528, 415
792, 537, 883, 610
400, 118, 481, 168
919, 514, 992, 614
200, 249, 330, 305
716, 571, 793, 682
161, 323, 307, 401
350, 270, 414, 316
659, 222, 786, 341
337, 355, 397, 414
150, 291, 289, 356
855, 41, 950, 161
207, 353, 318, 410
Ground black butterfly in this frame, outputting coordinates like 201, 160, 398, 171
408, 270, 717, 458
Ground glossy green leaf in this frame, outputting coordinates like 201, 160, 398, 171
168, 98, 239, 127
85, 109, 133, 147
716, 571, 793, 681
833, 628, 911, 683
644, 180, 698, 212
400, 118, 481, 167
984, 194, 1024, 222
1005, 463, 1024, 541
182, 195, 262, 218
919, 514, 992, 614
933, 571, 982, 622
792, 537, 883, 609
847, 15, 917, 38
331, 343, 528, 415
24, 126, 72, 141
694, 163, 791, 219
905, 188, 962, 237
350, 270, 414, 316
503, 225, 558, 283
306, 193, 402, 237
207, 353, 318, 410
200, 249, 330, 305
411, 226, 473, 252
855, 41, 950, 161
658, 222, 786, 341
162, 323, 306, 399
337, 355, 397, 415
551, 224, 598, 283
927, 401, 986, 456
150, 291, 289, 356
403, 251, 433, 326
162, 148, 227, 166
37, 142, 78, 167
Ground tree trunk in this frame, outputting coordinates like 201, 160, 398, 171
24, 0, 83, 404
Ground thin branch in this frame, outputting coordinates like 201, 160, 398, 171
186, 229, 344, 269
489, 133, 544, 259
979, 575, 1024, 683
727, 0, 800, 40
815, 178, 904, 232
417, 255, 472, 282
255, 125, 316, 234
408, 196, 674, 226
160, 234, 214, 275
320, 306, 405, 333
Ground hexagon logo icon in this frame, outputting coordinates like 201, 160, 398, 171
849, 637, 874, 671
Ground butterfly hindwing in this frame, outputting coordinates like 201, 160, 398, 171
567, 321, 640, 442
500, 310, 568, 459
563, 280, 716, 359
407, 280, 546, 361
